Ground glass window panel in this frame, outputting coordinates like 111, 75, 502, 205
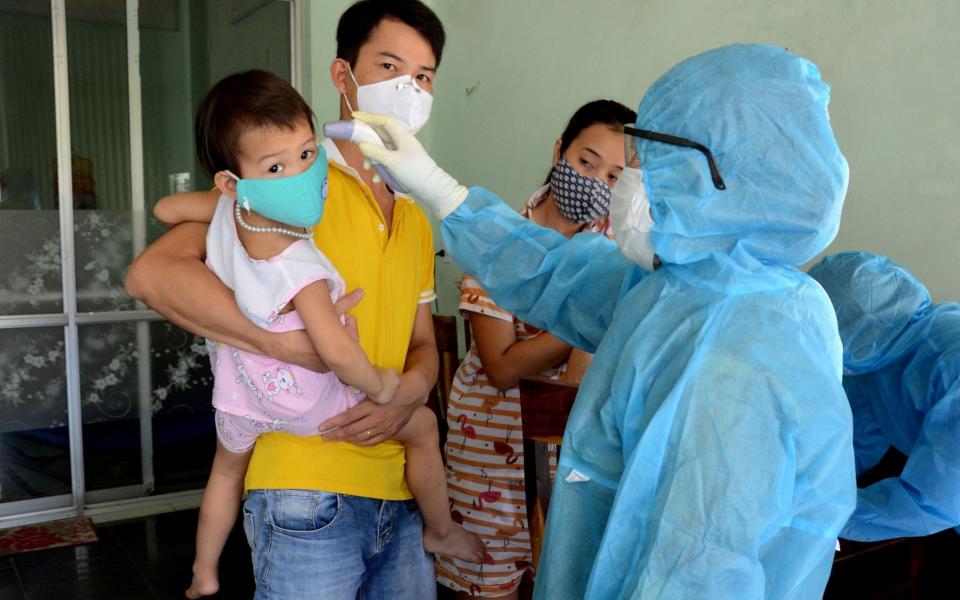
65, 0, 139, 313
65, 1, 295, 314
149, 321, 216, 494
139, 0, 292, 208
0, 5, 63, 314
80, 321, 214, 494
74, 210, 139, 313
1, 0, 294, 518
0, 327, 70, 504
65, 0, 130, 212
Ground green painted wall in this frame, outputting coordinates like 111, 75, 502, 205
301, 1, 354, 118
310, 1, 960, 312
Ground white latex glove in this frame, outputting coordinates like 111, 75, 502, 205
353, 111, 469, 220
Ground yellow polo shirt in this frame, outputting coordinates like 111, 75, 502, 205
244, 142, 436, 500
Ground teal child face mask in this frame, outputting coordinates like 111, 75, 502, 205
228, 146, 329, 228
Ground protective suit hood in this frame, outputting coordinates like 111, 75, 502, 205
808, 251, 932, 374
810, 251, 960, 542
635, 44, 848, 289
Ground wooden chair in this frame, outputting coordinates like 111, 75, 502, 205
827, 538, 924, 599
518, 376, 579, 573
427, 314, 469, 450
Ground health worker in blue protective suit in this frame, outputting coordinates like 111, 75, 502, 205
809, 251, 960, 542
354, 43, 856, 600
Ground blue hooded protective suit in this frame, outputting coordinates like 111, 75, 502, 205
440, 44, 855, 598
809, 251, 960, 541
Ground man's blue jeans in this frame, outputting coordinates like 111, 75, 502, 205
242, 490, 436, 599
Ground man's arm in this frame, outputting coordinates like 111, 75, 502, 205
125, 222, 263, 351
320, 302, 438, 446
125, 222, 360, 371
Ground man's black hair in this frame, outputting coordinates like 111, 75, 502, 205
336, 0, 446, 68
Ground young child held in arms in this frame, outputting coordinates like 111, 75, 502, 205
152, 70, 484, 599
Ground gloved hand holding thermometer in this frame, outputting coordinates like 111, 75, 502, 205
323, 119, 410, 194
348, 112, 468, 220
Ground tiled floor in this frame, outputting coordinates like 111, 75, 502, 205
0, 509, 253, 600
1, 508, 461, 600
4, 505, 956, 599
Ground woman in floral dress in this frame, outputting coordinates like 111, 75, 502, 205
436, 100, 636, 599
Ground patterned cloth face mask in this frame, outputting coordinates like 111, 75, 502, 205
548, 156, 613, 224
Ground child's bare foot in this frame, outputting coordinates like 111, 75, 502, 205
185, 565, 219, 599
424, 524, 486, 563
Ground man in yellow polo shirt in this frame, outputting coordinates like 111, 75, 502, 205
125, 2, 447, 598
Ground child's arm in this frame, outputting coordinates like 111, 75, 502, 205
292, 281, 396, 404
153, 189, 220, 227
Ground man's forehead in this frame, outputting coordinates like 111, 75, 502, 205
358, 20, 436, 67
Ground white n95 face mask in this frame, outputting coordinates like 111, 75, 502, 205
347, 67, 433, 134
610, 166, 657, 271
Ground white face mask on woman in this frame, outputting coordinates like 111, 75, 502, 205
345, 66, 433, 134
609, 166, 657, 271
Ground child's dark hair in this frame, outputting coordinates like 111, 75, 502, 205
545, 100, 639, 184
336, 0, 445, 68
195, 70, 315, 178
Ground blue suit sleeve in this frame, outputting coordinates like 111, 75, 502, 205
441, 187, 645, 352
843, 377, 892, 475
841, 380, 960, 541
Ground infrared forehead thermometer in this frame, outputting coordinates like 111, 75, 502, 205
322, 120, 408, 194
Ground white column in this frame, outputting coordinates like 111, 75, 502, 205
51, 0, 86, 515
126, 0, 154, 495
